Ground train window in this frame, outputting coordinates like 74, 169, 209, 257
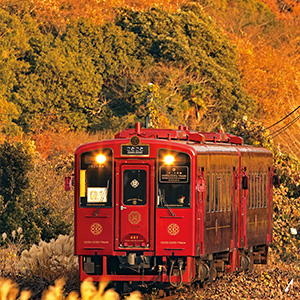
261, 173, 267, 207
207, 171, 231, 213
256, 174, 259, 208
221, 173, 226, 211
223, 174, 226, 211
257, 173, 261, 208
123, 170, 147, 206
248, 171, 269, 209
249, 173, 252, 209
264, 173, 268, 207
227, 172, 231, 211
212, 173, 215, 212
228, 172, 234, 211
216, 174, 221, 212
261, 173, 264, 208
259, 173, 264, 207
249, 173, 252, 208
207, 173, 210, 212
259, 174, 262, 207
253, 175, 255, 208
79, 148, 113, 207
157, 149, 191, 208
255, 173, 258, 208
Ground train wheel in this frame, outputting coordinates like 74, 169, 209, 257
248, 253, 254, 273
240, 255, 250, 271
208, 261, 217, 283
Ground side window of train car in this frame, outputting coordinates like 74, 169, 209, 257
211, 173, 215, 212
79, 148, 113, 207
216, 174, 220, 211
222, 172, 226, 212
226, 172, 231, 211
207, 171, 232, 213
249, 173, 252, 208
207, 173, 210, 212
157, 149, 191, 208
264, 173, 268, 207
249, 171, 268, 209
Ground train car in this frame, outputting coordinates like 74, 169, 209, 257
72, 122, 273, 289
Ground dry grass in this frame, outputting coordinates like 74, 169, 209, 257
0, 277, 141, 300
19, 235, 78, 282
0, 229, 25, 278
0, 235, 141, 300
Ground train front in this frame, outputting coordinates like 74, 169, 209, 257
74, 123, 197, 287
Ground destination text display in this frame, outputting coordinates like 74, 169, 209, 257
121, 145, 149, 156
159, 166, 189, 183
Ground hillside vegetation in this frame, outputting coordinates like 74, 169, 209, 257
1, 0, 300, 154
199, 0, 300, 157
1, 1, 300, 297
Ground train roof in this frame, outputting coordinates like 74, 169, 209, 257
76, 123, 272, 158
115, 122, 244, 145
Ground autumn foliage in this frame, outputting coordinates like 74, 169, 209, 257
1, 2, 300, 298
200, 0, 300, 158
261, 0, 300, 20
0, 0, 187, 34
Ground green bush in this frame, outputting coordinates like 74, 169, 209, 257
0, 141, 71, 246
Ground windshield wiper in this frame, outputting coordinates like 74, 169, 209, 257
159, 189, 175, 216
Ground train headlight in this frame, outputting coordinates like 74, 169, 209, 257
164, 155, 175, 165
96, 154, 106, 164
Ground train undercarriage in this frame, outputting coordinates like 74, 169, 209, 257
80, 245, 268, 292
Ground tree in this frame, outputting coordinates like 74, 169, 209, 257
114, 3, 254, 130
0, 141, 36, 244
0, 141, 71, 246
12, 19, 104, 131
1, 3, 255, 132
0, 141, 32, 201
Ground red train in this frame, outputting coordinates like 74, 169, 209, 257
72, 122, 273, 289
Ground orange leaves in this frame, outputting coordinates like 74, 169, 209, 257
235, 37, 289, 122
261, 0, 300, 20
12, 0, 187, 34
233, 30, 300, 156
200, 1, 300, 157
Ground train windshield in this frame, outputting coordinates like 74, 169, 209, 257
79, 148, 113, 207
157, 149, 191, 208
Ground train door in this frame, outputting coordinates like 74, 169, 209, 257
115, 161, 154, 249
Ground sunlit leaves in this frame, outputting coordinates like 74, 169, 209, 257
0, 0, 187, 34
261, 0, 300, 20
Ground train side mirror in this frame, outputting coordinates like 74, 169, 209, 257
242, 176, 249, 190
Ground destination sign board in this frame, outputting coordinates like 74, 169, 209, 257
121, 145, 149, 156
159, 166, 189, 183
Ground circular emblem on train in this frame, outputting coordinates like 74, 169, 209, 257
128, 211, 141, 224
90, 223, 103, 235
130, 136, 140, 145
130, 179, 139, 188
167, 223, 180, 236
